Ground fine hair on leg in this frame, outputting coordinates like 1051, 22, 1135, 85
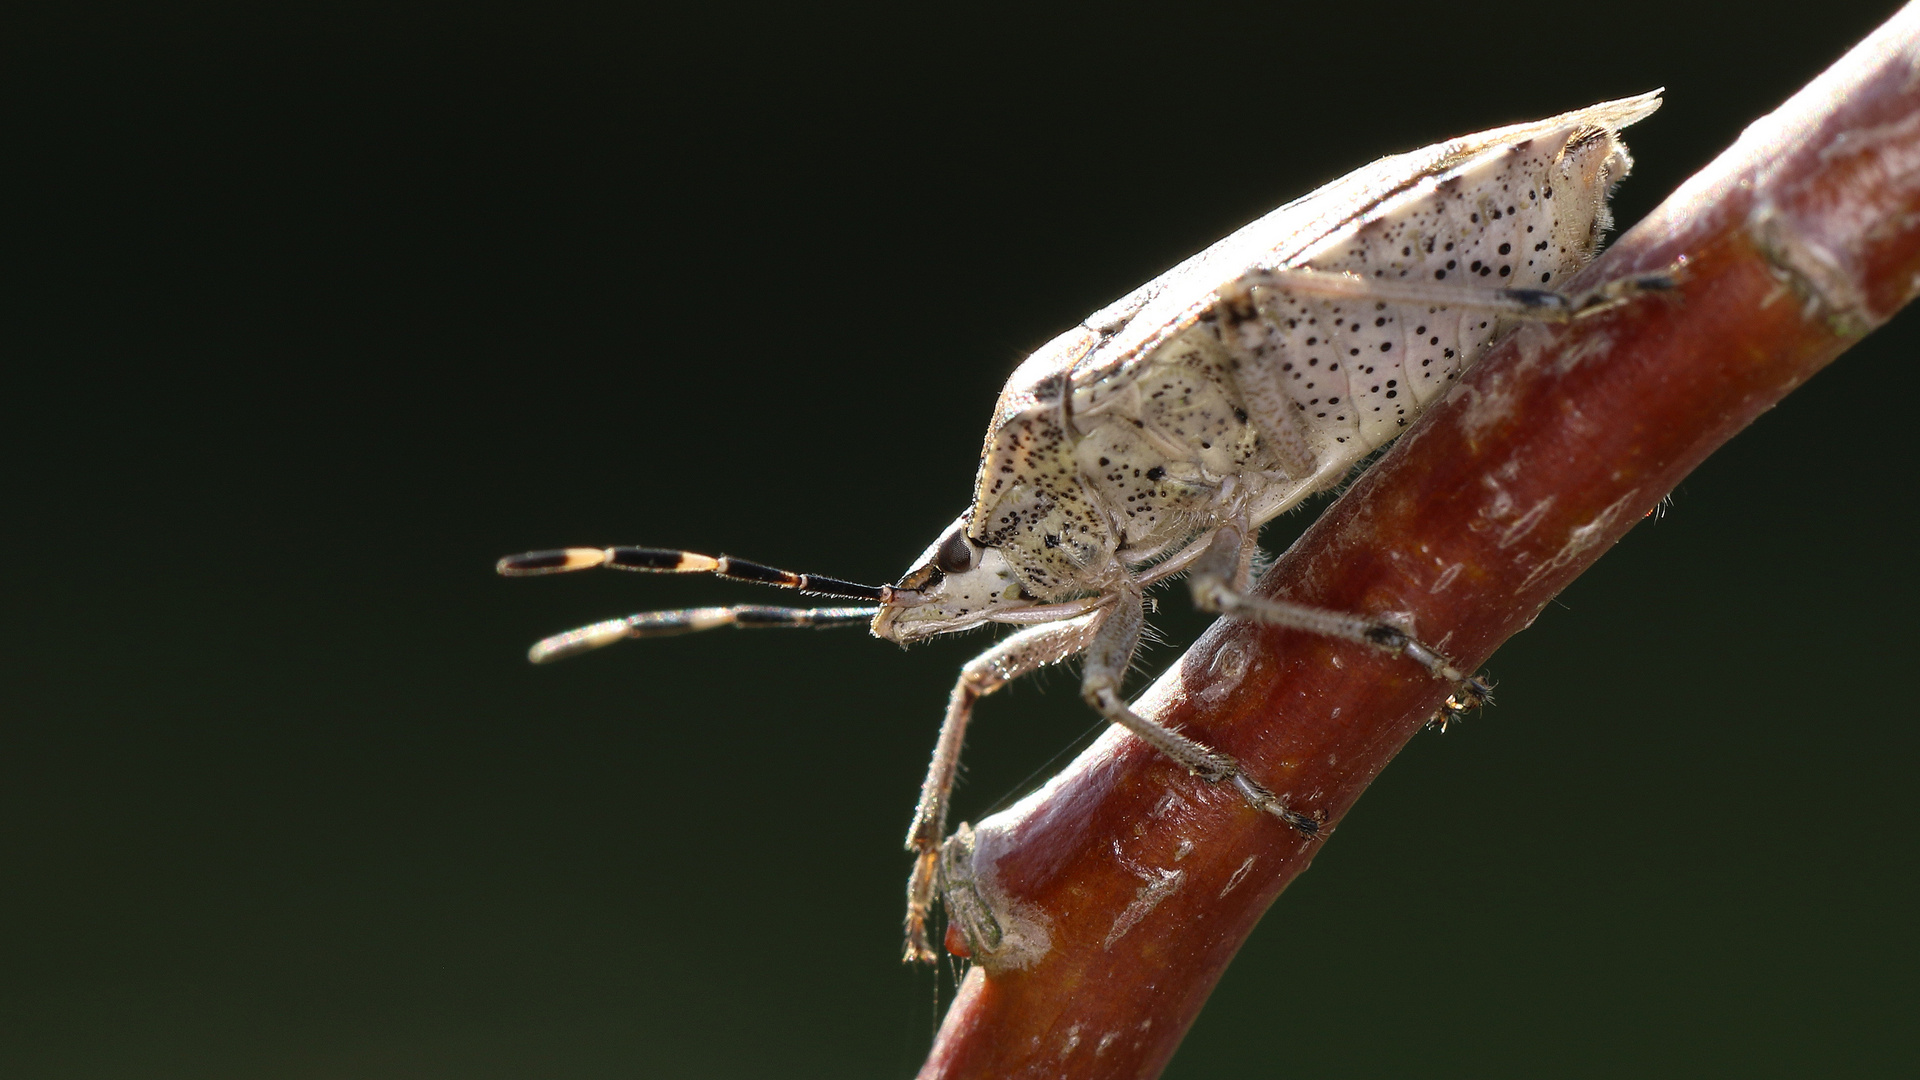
1079, 588, 1321, 835
903, 609, 1110, 963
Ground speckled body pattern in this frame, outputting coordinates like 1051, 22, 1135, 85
882, 94, 1658, 631
867, 95, 1662, 962
496, 95, 1664, 966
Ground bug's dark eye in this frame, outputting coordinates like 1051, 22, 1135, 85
933, 527, 977, 575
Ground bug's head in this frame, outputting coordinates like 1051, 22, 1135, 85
873, 513, 1044, 643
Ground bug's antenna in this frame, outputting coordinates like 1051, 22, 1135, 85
496, 546, 889, 602
525, 605, 881, 664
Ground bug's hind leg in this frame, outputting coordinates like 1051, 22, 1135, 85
1229, 264, 1680, 324
1187, 523, 1492, 711
1079, 588, 1322, 837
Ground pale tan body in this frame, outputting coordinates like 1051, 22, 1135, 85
877, 94, 1662, 960
498, 94, 1666, 965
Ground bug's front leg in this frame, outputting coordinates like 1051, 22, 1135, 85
1187, 522, 1491, 714
904, 609, 1109, 964
1080, 588, 1322, 836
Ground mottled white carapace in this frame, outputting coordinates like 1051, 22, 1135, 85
499, 92, 1667, 964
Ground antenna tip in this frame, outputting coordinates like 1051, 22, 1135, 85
497, 548, 608, 576
527, 618, 633, 663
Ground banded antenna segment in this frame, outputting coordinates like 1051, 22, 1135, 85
499, 545, 888, 663
527, 605, 880, 664
497, 546, 888, 602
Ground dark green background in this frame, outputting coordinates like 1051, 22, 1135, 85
7, 3, 1917, 1076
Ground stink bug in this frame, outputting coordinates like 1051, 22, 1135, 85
499, 92, 1672, 963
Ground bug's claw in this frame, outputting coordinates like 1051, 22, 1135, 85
1429, 673, 1494, 731
903, 934, 938, 965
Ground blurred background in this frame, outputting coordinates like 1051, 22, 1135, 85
6, 2, 1917, 1076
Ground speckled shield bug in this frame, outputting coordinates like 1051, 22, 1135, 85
499, 92, 1672, 962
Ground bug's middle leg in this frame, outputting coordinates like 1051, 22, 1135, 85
903, 609, 1110, 964
1186, 522, 1491, 712
1079, 588, 1322, 836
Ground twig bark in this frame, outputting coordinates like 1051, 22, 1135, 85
919, 5, 1920, 1076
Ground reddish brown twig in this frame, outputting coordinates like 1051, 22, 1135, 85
919, 5, 1920, 1077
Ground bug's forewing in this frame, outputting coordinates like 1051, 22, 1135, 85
1065, 91, 1663, 391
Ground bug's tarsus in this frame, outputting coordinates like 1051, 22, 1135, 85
1520, 268, 1682, 321
1428, 675, 1495, 732
1363, 624, 1411, 650
1230, 774, 1320, 835
904, 848, 943, 964
497, 546, 888, 602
